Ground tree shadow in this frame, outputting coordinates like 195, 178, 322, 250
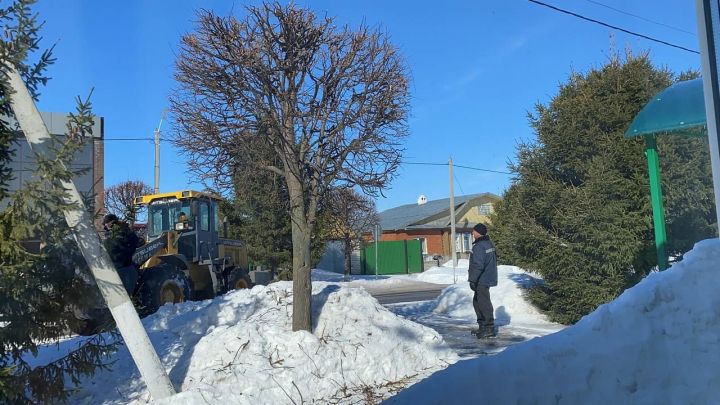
311, 284, 341, 332
507, 272, 544, 289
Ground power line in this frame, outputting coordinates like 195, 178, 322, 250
584, 0, 695, 37
528, 0, 699, 54
104, 137, 158, 141
454, 163, 512, 174
91, 144, 514, 175
453, 172, 466, 195
402, 161, 512, 175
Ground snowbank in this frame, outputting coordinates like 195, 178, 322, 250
432, 265, 556, 326
32, 283, 457, 404
403, 261, 560, 332
386, 239, 720, 404
311, 268, 439, 291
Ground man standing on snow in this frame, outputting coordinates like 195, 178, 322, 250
468, 223, 498, 338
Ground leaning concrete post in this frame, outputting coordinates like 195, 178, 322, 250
5, 66, 176, 400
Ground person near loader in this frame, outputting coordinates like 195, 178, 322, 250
102, 213, 141, 266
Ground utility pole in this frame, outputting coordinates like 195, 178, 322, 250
154, 111, 166, 194
374, 224, 380, 276
696, 0, 720, 235
6, 67, 176, 400
449, 157, 457, 282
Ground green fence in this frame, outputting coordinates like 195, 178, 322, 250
361, 240, 423, 275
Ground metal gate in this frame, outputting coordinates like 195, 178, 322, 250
360, 240, 423, 275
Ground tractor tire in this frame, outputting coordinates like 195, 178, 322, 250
137, 264, 193, 313
228, 267, 253, 291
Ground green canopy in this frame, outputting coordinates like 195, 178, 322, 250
625, 78, 707, 138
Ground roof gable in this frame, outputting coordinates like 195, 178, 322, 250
379, 193, 501, 231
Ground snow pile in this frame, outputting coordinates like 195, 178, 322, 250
405, 261, 559, 331
410, 259, 468, 284
386, 239, 720, 404
432, 265, 555, 327
35, 283, 457, 404
311, 268, 435, 291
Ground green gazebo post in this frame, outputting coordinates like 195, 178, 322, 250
626, 78, 708, 271
643, 134, 668, 270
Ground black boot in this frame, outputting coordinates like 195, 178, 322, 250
474, 325, 496, 338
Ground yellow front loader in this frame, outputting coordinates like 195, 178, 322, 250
127, 190, 253, 311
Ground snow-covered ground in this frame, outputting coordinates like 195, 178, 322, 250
28, 282, 457, 404
312, 262, 564, 340
383, 262, 565, 356
37, 235, 720, 404
386, 239, 720, 404
420, 262, 561, 332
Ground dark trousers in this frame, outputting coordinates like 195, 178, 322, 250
473, 285, 494, 327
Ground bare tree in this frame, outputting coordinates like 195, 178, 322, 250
170, 2, 409, 331
104, 180, 152, 224
326, 189, 379, 276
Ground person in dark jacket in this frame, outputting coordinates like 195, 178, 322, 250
467, 223, 498, 338
102, 213, 140, 268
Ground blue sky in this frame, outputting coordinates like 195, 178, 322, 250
32, 0, 699, 212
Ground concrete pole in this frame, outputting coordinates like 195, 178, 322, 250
449, 157, 457, 282
5, 67, 176, 400
154, 128, 160, 194
695, 0, 720, 235
374, 224, 379, 276
153, 112, 164, 194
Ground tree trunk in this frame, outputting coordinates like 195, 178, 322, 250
344, 235, 352, 277
291, 216, 312, 331
287, 172, 313, 332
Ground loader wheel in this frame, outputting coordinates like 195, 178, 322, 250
137, 265, 193, 313
228, 267, 253, 291
160, 280, 185, 305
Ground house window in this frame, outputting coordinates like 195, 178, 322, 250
416, 237, 428, 254
477, 202, 493, 216
456, 232, 472, 253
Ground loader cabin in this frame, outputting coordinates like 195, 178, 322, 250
134, 190, 225, 238
133, 190, 238, 266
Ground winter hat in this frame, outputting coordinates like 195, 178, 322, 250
102, 213, 119, 225
473, 223, 487, 235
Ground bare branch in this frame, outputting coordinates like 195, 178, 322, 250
104, 180, 153, 224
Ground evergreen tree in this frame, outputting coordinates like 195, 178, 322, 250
0, 2, 118, 402
221, 139, 329, 277
492, 53, 715, 324
223, 165, 294, 272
